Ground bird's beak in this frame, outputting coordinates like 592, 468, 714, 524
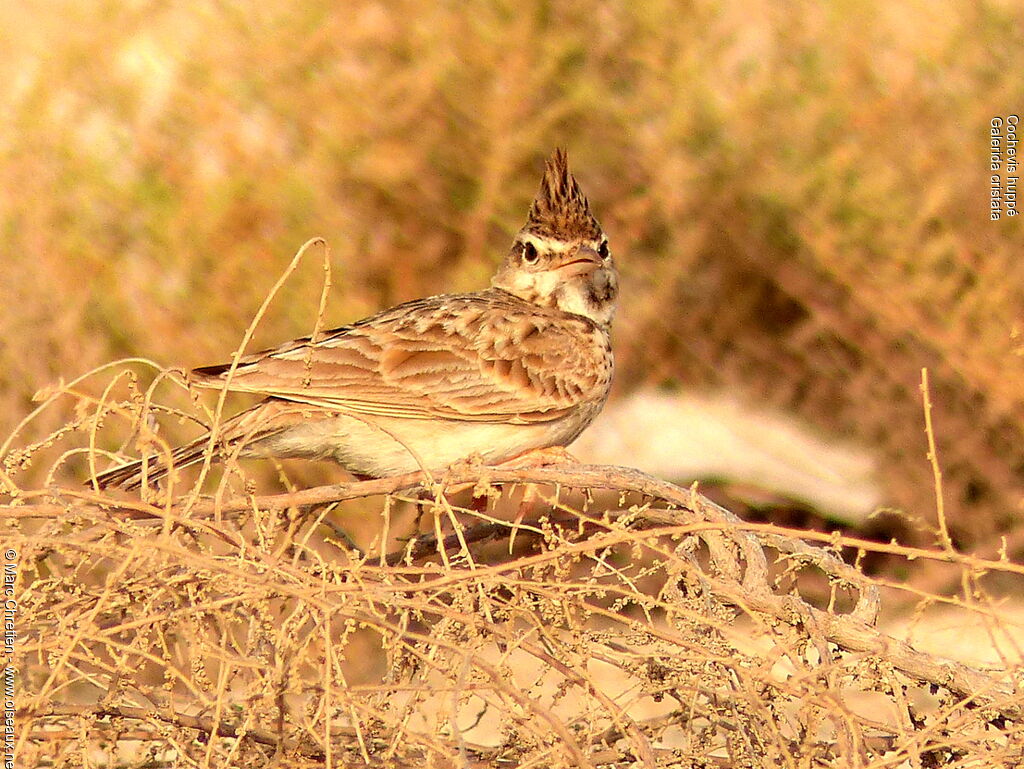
556, 246, 604, 277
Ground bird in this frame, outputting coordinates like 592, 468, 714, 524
93, 148, 618, 491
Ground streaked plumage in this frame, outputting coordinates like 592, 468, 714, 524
95, 148, 618, 490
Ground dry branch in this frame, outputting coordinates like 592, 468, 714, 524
6, 463, 1024, 767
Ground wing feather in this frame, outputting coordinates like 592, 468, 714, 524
189, 291, 612, 425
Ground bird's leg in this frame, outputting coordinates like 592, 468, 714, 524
417, 449, 580, 554
494, 445, 579, 470
492, 446, 579, 552
409, 453, 491, 535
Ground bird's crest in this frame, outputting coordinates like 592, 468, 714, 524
522, 148, 603, 241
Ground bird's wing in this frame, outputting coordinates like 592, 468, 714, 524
189, 293, 612, 424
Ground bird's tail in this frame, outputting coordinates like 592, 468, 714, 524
91, 403, 313, 493
91, 434, 219, 491
90, 402, 291, 491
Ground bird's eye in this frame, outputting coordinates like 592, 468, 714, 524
521, 242, 539, 264
598, 240, 610, 259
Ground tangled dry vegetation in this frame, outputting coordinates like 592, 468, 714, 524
3, 363, 1024, 767
3, 1, 1024, 766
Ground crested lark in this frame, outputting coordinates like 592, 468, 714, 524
95, 148, 618, 490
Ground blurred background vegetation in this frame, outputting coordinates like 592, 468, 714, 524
2, 0, 1023, 560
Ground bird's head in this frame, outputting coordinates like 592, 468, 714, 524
491, 148, 618, 327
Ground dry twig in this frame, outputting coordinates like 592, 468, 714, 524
6, 462, 1023, 767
